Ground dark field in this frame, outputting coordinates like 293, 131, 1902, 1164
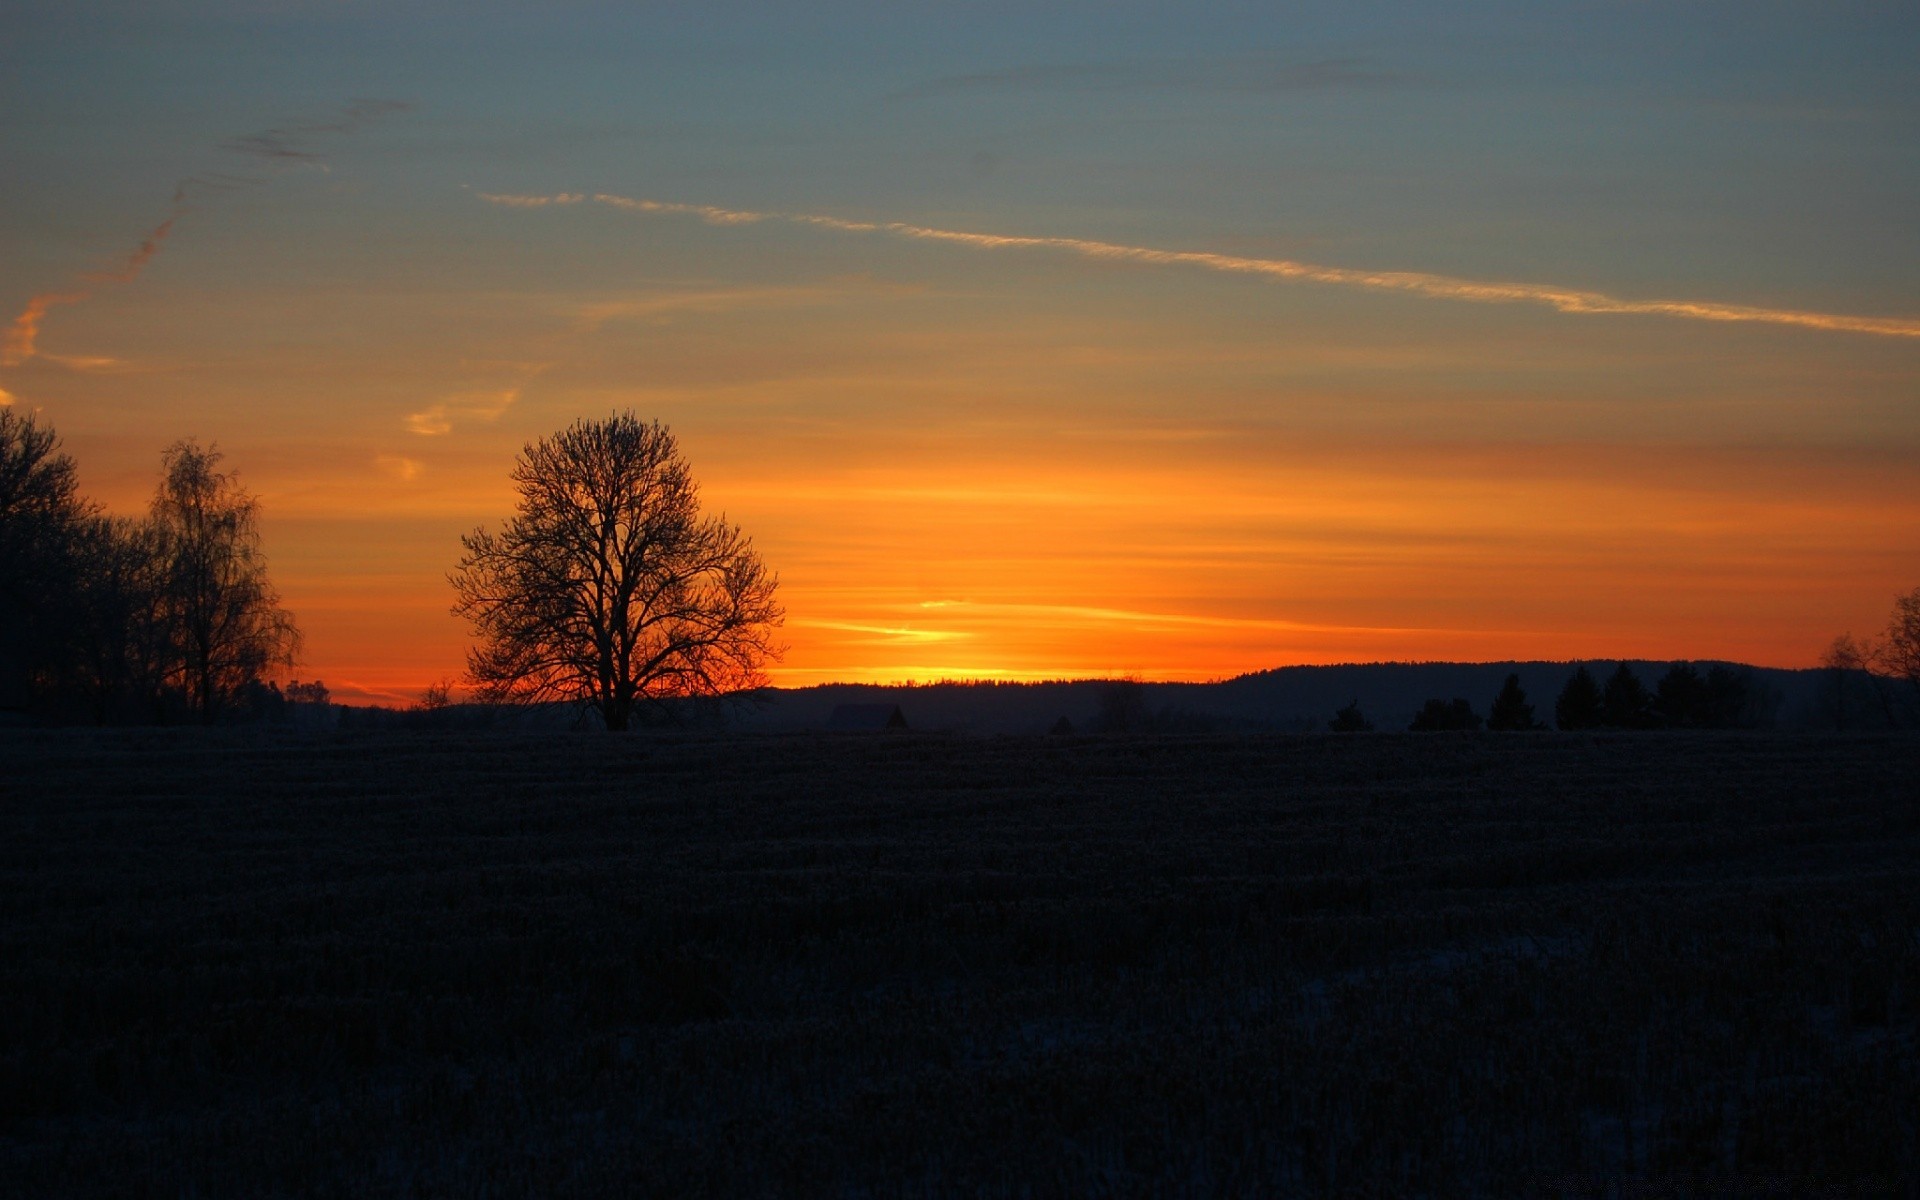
3, 730, 1917, 1197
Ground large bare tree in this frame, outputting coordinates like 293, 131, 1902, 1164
450, 414, 783, 730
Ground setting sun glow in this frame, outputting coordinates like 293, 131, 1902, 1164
5, 6, 1916, 703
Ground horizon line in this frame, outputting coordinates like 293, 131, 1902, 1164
322, 654, 1829, 707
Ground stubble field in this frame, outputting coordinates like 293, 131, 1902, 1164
2, 729, 1917, 1196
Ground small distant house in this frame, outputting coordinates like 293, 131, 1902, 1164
826, 703, 909, 732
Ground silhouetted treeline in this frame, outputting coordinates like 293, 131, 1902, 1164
1092, 679, 1222, 733
335, 703, 502, 732
1396, 665, 1764, 734
743, 663, 1867, 735
1550, 662, 1774, 730
1408, 697, 1482, 731
0, 412, 298, 724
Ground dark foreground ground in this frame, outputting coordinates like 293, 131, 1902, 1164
2, 730, 1917, 1197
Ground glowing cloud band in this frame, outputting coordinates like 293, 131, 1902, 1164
479, 191, 1920, 341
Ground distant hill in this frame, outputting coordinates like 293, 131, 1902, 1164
739, 661, 1842, 734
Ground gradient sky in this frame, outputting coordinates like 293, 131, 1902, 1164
4, 1, 1917, 703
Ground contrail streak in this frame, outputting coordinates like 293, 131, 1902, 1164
3, 217, 180, 366
479, 190, 1920, 341
83, 215, 179, 284
3, 100, 410, 369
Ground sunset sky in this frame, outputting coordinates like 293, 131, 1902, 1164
4, 2, 1917, 703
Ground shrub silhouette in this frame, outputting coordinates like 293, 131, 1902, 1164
1409, 697, 1482, 731
1328, 700, 1373, 732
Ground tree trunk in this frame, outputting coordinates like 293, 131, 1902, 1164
199, 658, 217, 724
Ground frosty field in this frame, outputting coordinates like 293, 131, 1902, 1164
3, 729, 1916, 1196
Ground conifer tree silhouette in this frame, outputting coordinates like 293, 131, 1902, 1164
1555, 666, 1604, 730
1487, 674, 1542, 730
1601, 664, 1654, 729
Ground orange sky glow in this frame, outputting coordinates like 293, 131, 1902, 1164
5, 14, 1917, 704
14, 209, 1919, 704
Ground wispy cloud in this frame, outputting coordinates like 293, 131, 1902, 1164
35, 352, 154, 374
1, 293, 86, 367
222, 98, 414, 164
793, 619, 970, 644
475, 191, 584, 208
0, 387, 14, 407
1, 99, 411, 368
480, 191, 1920, 341
407, 387, 523, 436
891, 56, 1412, 102
572, 283, 903, 333
917, 599, 1437, 636
373, 454, 424, 481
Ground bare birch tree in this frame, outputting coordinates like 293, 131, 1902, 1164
150, 441, 300, 721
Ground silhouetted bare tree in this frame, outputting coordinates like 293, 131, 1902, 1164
0, 421, 298, 723
0, 411, 92, 712
450, 414, 783, 730
1821, 635, 1870, 730
1878, 587, 1920, 706
67, 515, 172, 721
413, 678, 455, 712
150, 441, 301, 721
